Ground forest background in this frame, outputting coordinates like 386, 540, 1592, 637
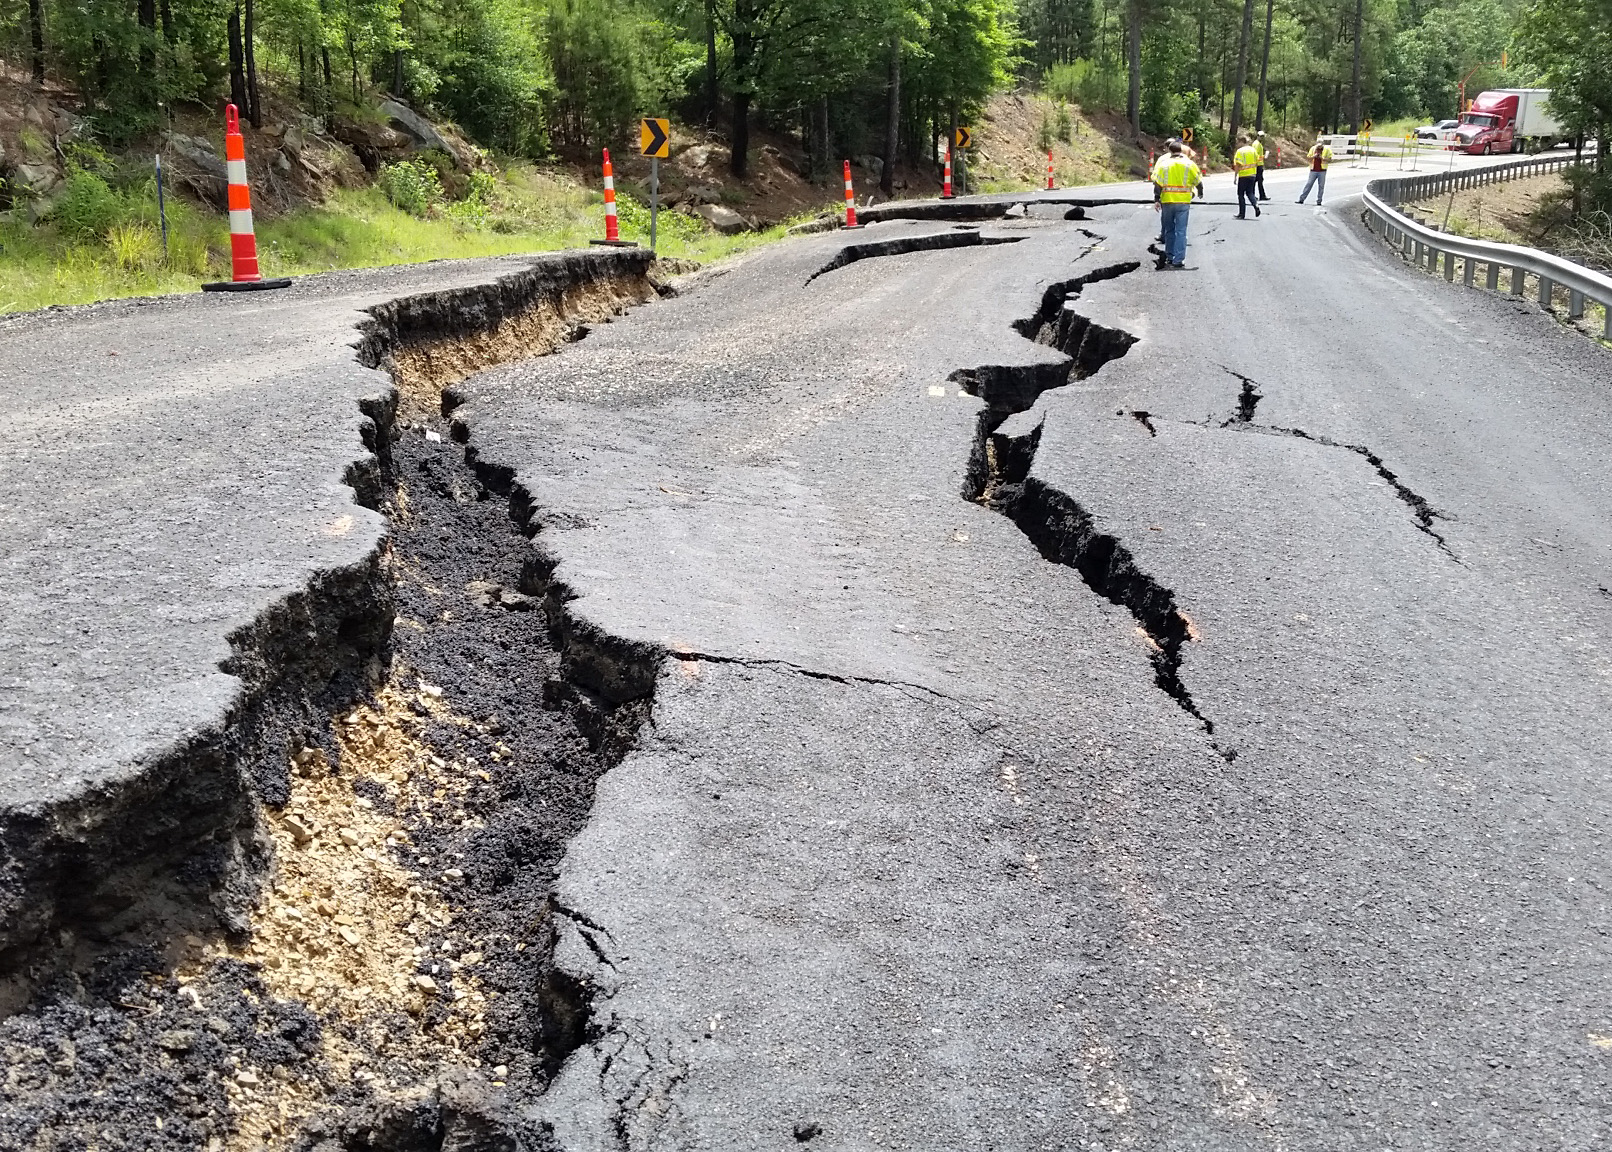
0, 0, 1608, 307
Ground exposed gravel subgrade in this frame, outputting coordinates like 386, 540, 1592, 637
383, 429, 651, 1074
804, 227, 1023, 284
0, 249, 662, 1152
0, 543, 393, 975
0, 953, 323, 1152
957, 256, 1222, 746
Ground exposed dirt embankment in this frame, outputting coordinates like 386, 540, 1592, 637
1, 248, 669, 1151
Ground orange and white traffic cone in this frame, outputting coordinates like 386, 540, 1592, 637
842, 160, 861, 228
202, 104, 289, 292
1046, 150, 1055, 190
941, 141, 954, 199
602, 148, 620, 242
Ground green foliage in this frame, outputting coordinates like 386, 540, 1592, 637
50, 171, 125, 240
1044, 58, 1121, 112
377, 159, 445, 216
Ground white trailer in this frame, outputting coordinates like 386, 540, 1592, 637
1495, 89, 1564, 143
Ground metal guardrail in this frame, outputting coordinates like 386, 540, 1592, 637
1359, 154, 1612, 340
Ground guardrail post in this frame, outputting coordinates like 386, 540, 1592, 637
1463, 257, 1475, 287
1512, 267, 1526, 296
1486, 262, 1499, 290
1539, 275, 1554, 309
1445, 252, 1456, 281
1569, 289, 1584, 320
1604, 306, 1611, 342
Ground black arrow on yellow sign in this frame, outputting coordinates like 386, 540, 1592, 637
640, 117, 670, 159
954, 126, 973, 150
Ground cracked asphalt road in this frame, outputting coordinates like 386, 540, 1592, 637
3, 149, 1610, 1149
456, 200, 1612, 1148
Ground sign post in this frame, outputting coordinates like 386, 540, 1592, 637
639, 118, 671, 250
954, 127, 972, 196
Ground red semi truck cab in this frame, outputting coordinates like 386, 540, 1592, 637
1452, 89, 1563, 155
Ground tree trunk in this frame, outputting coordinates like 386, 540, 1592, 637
1125, 0, 1141, 139
322, 46, 333, 115
1254, 0, 1274, 130
819, 97, 831, 183
880, 36, 901, 197
138, 0, 156, 86
729, 0, 756, 178
731, 90, 752, 178
299, 42, 307, 101
1227, 0, 1255, 146
228, 5, 247, 114
160, 0, 174, 43
1349, 0, 1364, 134
705, 0, 719, 128
27, 0, 44, 83
245, 0, 260, 127
392, 49, 404, 96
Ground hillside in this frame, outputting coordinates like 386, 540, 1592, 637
0, 58, 1321, 317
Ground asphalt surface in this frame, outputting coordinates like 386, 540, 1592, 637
2, 146, 1609, 1148
460, 180, 1612, 1148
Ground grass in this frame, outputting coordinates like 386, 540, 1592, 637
0, 164, 795, 316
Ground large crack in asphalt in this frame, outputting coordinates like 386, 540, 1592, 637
0, 251, 674, 1152
954, 257, 1226, 753
805, 227, 1024, 284
1202, 368, 1458, 560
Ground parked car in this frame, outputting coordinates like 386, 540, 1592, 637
1452, 89, 1564, 154
1417, 119, 1459, 141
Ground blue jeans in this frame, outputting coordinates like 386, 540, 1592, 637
1160, 202, 1189, 266
1299, 169, 1327, 203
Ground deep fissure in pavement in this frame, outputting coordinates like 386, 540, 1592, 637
1222, 367, 1263, 424
955, 260, 1221, 744
805, 228, 1024, 284
0, 252, 667, 1152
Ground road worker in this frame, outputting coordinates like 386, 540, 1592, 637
1233, 134, 1262, 219
1151, 139, 1202, 270
1298, 138, 1335, 206
1254, 131, 1271, 200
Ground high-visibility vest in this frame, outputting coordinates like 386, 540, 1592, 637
1152, 156, 1201, 203
1309, 144, 1334, 170
1253, 139, 1266, 163
1234, 145, 1259, 178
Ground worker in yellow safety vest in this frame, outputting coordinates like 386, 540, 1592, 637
1151, 139, 1202, 270
1254, 131, 1271, 200
1233, 133, 1262, 219
1298, 139, 1334, 206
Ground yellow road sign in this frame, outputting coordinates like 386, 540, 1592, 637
1363, 118, 1374, 132
639, 117, 670, 158
1181, 126, 1195, 143
954, 126, 973, 150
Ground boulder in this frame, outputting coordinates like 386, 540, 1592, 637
692, 203, 749, 234
12, 162, 61, 196
684, 183, 725, 205
786, 215, 837, 236
677, 144, 714, 171
162, 133, 229, 208
378, 99, 470, 167
331, 118, 412, 171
